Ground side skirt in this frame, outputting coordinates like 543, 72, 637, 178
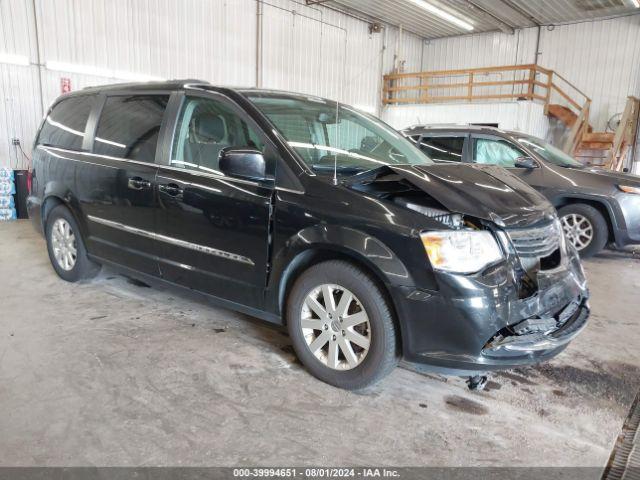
88, 254, 283, 326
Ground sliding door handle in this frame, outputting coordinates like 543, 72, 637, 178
159, 183, 183, 196
127, 177, 152, 190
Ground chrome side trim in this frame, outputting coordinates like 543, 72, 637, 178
87, 215, 255, 266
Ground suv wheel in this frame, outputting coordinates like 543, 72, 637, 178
558, 203, 608, 258
287, 260, 399, 390
46, 205, 100, 282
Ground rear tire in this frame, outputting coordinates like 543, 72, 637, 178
45, 205, 100, 282
286, 260, 399, 390
558, 203, 608, 258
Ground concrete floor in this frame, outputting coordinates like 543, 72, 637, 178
1, 220, 639, 468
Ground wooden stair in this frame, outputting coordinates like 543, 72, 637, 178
547, 104, 614, 167
575, 132, 615, 166
546, 104, 582, 129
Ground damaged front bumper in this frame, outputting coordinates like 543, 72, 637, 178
484, 297, 588, 352
392, 242, 590, 375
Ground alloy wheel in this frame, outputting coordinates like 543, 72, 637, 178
561, 213, 594, 251
51, 218, 78, 271
300, 284, 371, 370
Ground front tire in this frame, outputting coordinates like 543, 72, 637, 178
286, 260, 399, 390
45, 205, 100, 282
558, 203, 608, 258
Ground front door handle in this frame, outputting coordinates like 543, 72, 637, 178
159, 183, 183, 197
127, 177, 152, 190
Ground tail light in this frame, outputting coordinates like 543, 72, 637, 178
27, 170, 33, 195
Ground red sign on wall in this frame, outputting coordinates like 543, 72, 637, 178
60, 77, 72, 94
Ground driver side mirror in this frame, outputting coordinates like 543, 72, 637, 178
219, 147, 269, 182
514, 156, 537, 169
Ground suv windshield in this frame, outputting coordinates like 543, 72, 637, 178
516, 135, 583, 168
245, 93, 433, 175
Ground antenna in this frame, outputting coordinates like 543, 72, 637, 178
333, 99, 339, 185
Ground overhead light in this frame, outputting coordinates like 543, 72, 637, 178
45, 60, 164, 82
0, 53, 30, 66
406, 0, 474, 31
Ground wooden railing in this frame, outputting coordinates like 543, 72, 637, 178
383, 64, 589, 106
383, 65, 640, 168
382, 63, 591, 154
605, 96, 640, 171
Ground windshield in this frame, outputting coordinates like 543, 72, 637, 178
516, 135, 583, 168
245, 93, 433, 175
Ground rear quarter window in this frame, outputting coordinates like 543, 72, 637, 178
37, 95, 94, 150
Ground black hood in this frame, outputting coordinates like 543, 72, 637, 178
347, 163, 556, 228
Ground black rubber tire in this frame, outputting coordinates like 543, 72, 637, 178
45, 205, 100, 282
286, 260, 399, 390
558, 203, 608, 258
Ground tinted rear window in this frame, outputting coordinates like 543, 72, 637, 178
94, 95, 169, 163
419, 136, 464, 162
37, 95, 94, 150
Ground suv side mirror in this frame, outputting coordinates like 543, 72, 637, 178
514, 156, 537, 169
219, 147, 268, 182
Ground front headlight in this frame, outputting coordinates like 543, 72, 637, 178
420, 230, 504, 274
618, 185, 640, 195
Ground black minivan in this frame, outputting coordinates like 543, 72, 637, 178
28, 81, 589, 389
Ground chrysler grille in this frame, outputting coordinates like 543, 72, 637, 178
506, 222, 560, 258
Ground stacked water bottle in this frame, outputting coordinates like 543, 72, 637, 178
0, 168, 17, 221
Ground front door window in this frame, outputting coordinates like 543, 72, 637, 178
171, 96, 265, 175
473, 138, 527, 168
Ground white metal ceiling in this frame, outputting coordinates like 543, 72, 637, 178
326, 0, 640, 38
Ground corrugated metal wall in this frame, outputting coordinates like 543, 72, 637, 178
538, 15, 640, 131
0, 0, 395, 168
420, 28, 538, 70
2, 1, 639, 169
383, 101, 549, 138
0, 0, 40, 170
383, 15, 640, 132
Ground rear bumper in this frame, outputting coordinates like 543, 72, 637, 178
26, 196, 43, 236
392, 245, 589, 375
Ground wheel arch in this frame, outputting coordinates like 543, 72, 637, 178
270, 225, 413, 352
553, 195, 616, 243
275, 246, 404, 355
42, 195, 65, 230
41, 192, 88, 240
